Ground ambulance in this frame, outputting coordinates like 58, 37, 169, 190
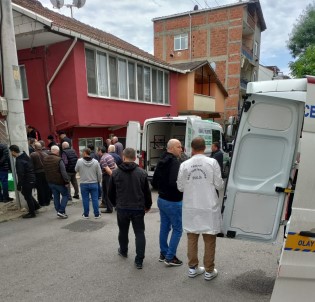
222, 76, 315, 301
125, 115, 229, 179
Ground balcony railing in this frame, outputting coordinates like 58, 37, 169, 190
242, 46, 254, 62
193, 94, 216, 112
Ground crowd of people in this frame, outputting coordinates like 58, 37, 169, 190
6, 125, 225, 280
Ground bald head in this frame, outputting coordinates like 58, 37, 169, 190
62, 142, 69, 149
112, 136, 118, 143
34, 142, 42, 150
167, 139, 182, 158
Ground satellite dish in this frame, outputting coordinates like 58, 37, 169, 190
50, 0, 64, 9
73, 0, 86, 8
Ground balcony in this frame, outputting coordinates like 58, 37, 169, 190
242, 46, 254, 63
193, 94, 216, 112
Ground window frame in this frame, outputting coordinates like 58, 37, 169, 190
19, 65, 29, 100
174, 33, 188, 51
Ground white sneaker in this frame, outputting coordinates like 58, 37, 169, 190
204, 268, 218, 281
188, 266, 205, 278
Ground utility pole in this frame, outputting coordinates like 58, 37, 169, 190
1, 1, 29, 208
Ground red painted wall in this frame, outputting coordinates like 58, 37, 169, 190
18, 39, 179, 152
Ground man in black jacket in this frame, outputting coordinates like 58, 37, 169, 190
152, 139, 183, 267
9, 145, 39, 218
0, 143, 13, 203
109, 148, 152, 269
61, 142, 79, 200
210, 142, 223, 175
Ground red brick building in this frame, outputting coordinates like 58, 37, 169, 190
153, 0, 266, 124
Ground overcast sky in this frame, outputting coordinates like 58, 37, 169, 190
40, 0, 312, 76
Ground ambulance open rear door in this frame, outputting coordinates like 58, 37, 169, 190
222, 79, 306, 243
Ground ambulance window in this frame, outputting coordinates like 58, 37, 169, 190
212, 130, 221, 143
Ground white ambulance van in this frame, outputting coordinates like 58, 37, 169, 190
222, 76, 315, 300
126, 115, 229, 179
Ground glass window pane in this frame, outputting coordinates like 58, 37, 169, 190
174, 36, 180, 50
157, 70, 163, 103
97, 52, 108, 96
128, 62, 136, 100
109, 56, 118, 97
137, 65, 144, 101
19, 65, 29, 99
144, 66, 151, 102
152, 69, 157, 103
164, 72, 169, 104
85, 49, 97, 94
118, 58, 128, 99
183, 34, 188, 49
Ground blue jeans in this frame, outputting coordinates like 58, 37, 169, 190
49, 183, 68, 214
0, 170, 9, 201
157, 197, 183, 261
80, 183, 99, 217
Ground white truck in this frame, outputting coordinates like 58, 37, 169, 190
222, 76, 315, 300
126, 115, 230, 179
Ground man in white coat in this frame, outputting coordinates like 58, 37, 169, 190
177, 136, 224, 281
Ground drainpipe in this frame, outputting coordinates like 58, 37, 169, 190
189, 12, 192, 61
47, 37, 77, 134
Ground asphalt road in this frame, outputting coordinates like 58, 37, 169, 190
0, 190, 282, 302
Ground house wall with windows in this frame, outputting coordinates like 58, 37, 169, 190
18, 40, 178, 152
153, 2, 266, 122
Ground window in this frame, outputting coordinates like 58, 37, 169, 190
19, 65, 29, 100
137, 64, 144, 101
85, 49, 97, 94
78, 137, 103, 154
109, 56, 118, 97
97, 52, 108, 96
85, 47, 170, 105
128, 62, 136, 100
144, 66, 151, 102
174, 33, 188, 51
118, 58, 128, 99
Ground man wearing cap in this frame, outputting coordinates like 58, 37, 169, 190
47, 135, 57, 150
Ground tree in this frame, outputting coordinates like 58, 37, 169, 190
287, 2, 315, 58
289, 45, 315, 78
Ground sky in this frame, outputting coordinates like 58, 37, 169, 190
40, 0, 313, 76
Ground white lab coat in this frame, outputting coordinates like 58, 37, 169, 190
177, 154, 224, 234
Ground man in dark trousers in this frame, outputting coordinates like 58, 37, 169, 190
61, 142, 79, 200
9, 145, 40, 218
152, 139, 183, 266
109, 148, 152, 269
0, 143, 13, 202
210, 142, 223, 175
30, 142, 50, 206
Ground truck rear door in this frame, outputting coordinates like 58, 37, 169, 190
222, 80, 306, 242
126, 121, 141, 164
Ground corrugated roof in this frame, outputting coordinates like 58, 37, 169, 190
152, 0, 266, 32
12, 0, 179, 71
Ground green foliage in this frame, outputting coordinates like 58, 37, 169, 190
289, 45, 315, 78
287, 2, 315, 58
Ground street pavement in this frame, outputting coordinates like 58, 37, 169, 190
0, 190, 282, 302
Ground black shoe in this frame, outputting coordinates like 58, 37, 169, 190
22, 213, 36, 218
135, 262, 143, 269
164, 256, 183, 266
34, 203, 41, 210
3, 200, 11, 203
73, 195, 80, 199
118, 248, 128, 258
7, 197, 14, 201
159, 253, 166, 262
